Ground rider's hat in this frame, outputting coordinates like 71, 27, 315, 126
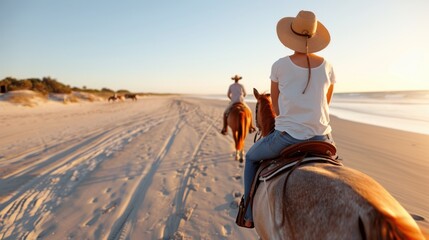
231, 75, 242, 81
276, 10, 330, 53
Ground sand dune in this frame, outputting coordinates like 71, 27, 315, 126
0, 95, 427, 239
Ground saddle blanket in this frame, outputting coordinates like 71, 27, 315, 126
259, 156, 342, 181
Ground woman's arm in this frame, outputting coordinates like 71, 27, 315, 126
326, 84, 334, 105
271, 81, 280, 116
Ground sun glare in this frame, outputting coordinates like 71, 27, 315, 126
387, 50, 429, 90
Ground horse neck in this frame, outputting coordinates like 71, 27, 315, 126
259, 99, 276, 136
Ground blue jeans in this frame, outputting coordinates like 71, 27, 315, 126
243, 130, 333, 221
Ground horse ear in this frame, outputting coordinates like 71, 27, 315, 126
253, 88, 260, 99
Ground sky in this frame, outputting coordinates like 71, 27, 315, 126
1, 0, 429, 94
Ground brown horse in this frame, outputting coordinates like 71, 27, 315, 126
251, 88, 424, 239
108, 95, 117, 102
227, 102, 253, 162
125, 93, 137, 101
117, 95, 125, 102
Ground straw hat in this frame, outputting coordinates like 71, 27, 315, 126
276, 10, 330, 53
231, 75, 242, 81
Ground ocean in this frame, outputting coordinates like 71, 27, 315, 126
330, 91, 429, 135
191, 90, 429, 135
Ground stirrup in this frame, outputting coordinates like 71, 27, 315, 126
235, 196, 255, 228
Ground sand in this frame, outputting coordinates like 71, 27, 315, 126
0, 94, 428, 239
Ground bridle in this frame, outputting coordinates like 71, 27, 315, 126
253, 102, 262, 143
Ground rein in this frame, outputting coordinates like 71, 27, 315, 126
253, 102, 262, 142
253, 131, 262, 143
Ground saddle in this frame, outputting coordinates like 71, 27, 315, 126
232, 102, 244, 107
229, 102, 247, 113
236, 141, 342, 228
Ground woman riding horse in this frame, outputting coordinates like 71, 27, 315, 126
242, 10, 335, 228
243, 88, 425, 239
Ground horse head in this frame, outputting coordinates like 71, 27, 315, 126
253, 88, 275, 137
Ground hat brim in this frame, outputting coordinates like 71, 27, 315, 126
276, 17, 330, 53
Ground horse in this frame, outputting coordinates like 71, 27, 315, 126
125, 93, 137, 101
108, 95, 117, 102
227, 102, 253, 162
117, 95, 125, 101
250, 88, 424, 239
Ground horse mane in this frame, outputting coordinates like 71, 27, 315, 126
257, 94, 276, 137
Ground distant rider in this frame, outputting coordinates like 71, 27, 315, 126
221, 75, 256, 135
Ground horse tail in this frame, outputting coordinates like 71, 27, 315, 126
359, 209, 425, 240
236, 110, 246, 151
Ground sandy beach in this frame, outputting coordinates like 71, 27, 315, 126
0, 95, 428, 239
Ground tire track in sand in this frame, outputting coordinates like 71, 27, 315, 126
161, 104, 217, 239
106, 100, 198, 240
0, 105, 174, 178
0, 101, 194, 240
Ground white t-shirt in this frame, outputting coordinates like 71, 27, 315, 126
228, 82, 247, 103
270, 56, 336, 140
